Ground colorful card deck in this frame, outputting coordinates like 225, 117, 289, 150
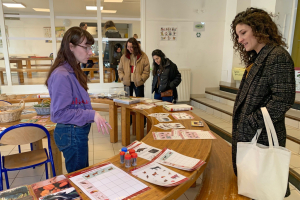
41, 115, 50, 119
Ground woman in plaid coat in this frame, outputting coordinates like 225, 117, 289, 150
231, 8, 295, 197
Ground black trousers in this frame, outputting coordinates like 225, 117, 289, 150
128, 82, 144, 97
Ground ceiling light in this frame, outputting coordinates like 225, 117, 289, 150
33, 8, 50, 12
104, 0, 123, 2
3, 3, 25, 8
86, 6, 103, 10
101, 10, 117, 13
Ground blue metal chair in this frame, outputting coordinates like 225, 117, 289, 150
0, 100, 33, 154
0, 123, 56, 191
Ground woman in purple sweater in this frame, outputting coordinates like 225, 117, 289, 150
45, 27, 111, 173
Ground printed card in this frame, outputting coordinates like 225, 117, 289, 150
131, 162, 188, 187
156, 117, 172, 123
32, 116, 41, 119
152, 132, 183, 140
20, 119, 29, 123
38, 119, 48, 123
171, 113, 194, 120
41, 115, 50, 119
191, 121, 204, 127
29, 119, 38, 123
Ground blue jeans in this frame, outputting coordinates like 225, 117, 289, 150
54, 123, 91, 173
154, 92, 173, 103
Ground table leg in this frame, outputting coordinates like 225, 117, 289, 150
0, 71, 4, 85
90, 71, 94, 79
17, 61, 24, 83
121, 107, 130, 146
26, 60, 32, 78
136, 112, 144, 141
49, 130, 63, 176
132, 112, 136, 136
147, 118, 152, 133
109, 104, 118, 143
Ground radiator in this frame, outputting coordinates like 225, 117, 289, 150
177, 68, 191, 102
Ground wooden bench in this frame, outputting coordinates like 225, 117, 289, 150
196, 132, 250, 200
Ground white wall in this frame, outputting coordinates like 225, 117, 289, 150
145, 0, 227, 95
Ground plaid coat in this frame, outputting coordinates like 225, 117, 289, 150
232, 44, 295, 176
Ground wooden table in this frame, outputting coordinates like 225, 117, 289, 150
0, 111, 62, 177
68, 103, 213, 200
0, 57, 53, 84
91, 98, 119, 143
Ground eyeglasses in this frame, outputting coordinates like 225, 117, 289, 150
77, 44, 92, 52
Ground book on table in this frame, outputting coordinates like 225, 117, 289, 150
163, 104, 193, 111
113, 97, 141, 105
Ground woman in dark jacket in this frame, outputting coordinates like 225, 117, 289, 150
151, 49, 181, 103
231, 8, 295, 197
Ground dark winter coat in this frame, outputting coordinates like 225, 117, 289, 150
232, 44, 295, 180
152, 59, 181, 101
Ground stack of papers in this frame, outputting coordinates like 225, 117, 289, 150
132, 104, 156, 110
163, 104, 193, 112
152, 148, 206, 171
172, 129, 216, 139
154, 101, 173, 106
171, 113, 194, 120
148, 113, 169, 117
152, 132, 183, 140
143, 99, 161, 104
154, 123, 185, 130
113, 98, 140, 105
131, 162, 188, 187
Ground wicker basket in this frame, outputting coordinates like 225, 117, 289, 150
33, 100, 50, 115
0, 100, 25, 123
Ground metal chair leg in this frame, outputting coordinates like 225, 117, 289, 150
4, 170, 9, 190
45, 163, 49, 179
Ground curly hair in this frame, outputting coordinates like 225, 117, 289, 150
231, 7, 287, 66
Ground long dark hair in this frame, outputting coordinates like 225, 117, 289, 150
152, 49, 167, 76
45, 27, 94, 91
231, 7, 287, 67
125, 38, 142, 56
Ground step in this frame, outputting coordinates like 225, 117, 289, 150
190, 106, 300, 192
191, 93, 300, 145
219, 81, 300, 110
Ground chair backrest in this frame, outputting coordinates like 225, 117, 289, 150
0, 100, 11, 106
0, 123, 48, 145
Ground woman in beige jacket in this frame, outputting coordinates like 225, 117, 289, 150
118, 37, 150, 97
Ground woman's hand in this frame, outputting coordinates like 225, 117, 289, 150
94, 112, 112, 134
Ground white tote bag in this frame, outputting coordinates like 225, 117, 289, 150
236, 107, 291, 200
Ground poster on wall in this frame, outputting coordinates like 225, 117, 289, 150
160, 26, 177, 41
43, 27, 65, 43
295, 68, 300, 93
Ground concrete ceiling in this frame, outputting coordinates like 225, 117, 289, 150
2, 0, 140, 18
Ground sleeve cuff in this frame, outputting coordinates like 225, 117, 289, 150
88, 110, 96, 122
